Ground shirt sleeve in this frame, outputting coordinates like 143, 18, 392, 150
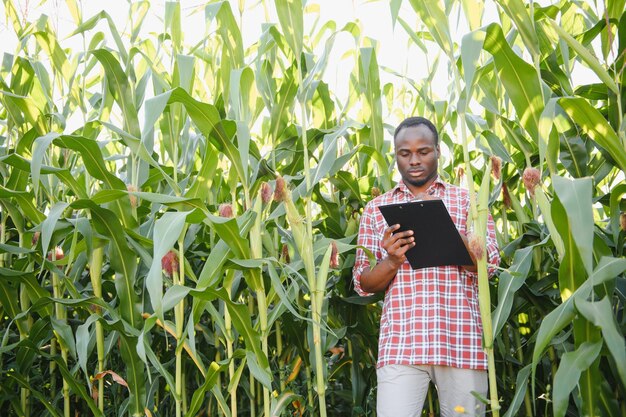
352, 202, 381, 297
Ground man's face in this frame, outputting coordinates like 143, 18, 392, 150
394, 124, 439, 192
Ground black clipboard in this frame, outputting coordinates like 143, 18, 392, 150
378, 200, 472, 269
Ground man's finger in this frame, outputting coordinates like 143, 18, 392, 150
388, 236, 415, 253
383, 224, 401, 239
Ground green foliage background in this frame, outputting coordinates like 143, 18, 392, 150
0, 1, 625, 416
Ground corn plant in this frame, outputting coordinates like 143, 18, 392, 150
0, 1, 625, 417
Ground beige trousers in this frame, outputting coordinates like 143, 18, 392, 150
376, 364, 488, 417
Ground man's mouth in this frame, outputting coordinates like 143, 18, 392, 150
408, 169, 424, 175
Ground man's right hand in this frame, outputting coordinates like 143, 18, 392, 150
359, 224, 416, 293
382, 224, 415, 268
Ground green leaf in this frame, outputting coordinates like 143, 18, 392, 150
205, 1, 244, 67
552, 175, 593, 274
204, 213, 251, 260
33, 31, 70, 84
0, 185, 44, 223
502, 364, 531, 417
558, 97, 626, 173
184, 141, 219, 201
0, 90, 46, 133
274, 0, 304, 61
494, 0, 539, 56
71, 201, 139, 328
609, 184, 626, 245
91, 49, 140, 137
545, 19, 619, 95
491, 245, 535, 337
76, 315, 100, 380
460, 0, 484, 31
358, 48, 384, 154
359, 145, 391, 190
147, 211, 191, 319
397, 18, 428, 54
0, 243, 33, 255
552, 341, 603, 417
559, 134, 588, 178
483, 24, 543, 139
166, 88, 247, 188
531, 257, 626, 390
7, 372, 63, 417
162, 285, 191, 313
235, 121, 251, 181
118, 336, 147, 416
136, 316, 177, 401
390, 0, 402, 28
575, 297, 626, 387
93, 121, 179, 193
196, 240, 231, 288
311, 129, 359, 189
40, 201, 69, 260
165, 2, 182, 51
479, 130, 513, 163
53, 135, 126, 189
0, 275, 26, 335
246, 350, 272, 390
1, 270, 52, 317
185, 361, 225, 417
2, 152, 87, 199
266, 262, 308, 322
537, 98, 560, 174
30, 132, 59, 196
69, 11, 127, 62
190, 287, 270, 378
50, 316, 76, 359
460, 29, 486, 105
230, 67, 256, 124
408, 0, 453, 55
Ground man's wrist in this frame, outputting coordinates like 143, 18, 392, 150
384, 257, 403, 270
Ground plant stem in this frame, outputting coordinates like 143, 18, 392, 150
90, 245, 105, 411
514, 329, 533, 417
175, 226, 188, 417
256, 289, 271, 417
249, 192, 271, 417
248, 296, 256, 417
276, 323, 285, 391
52, 256, 70, 417
450, 48, 499, 416
296, 56, 328, 417
0, 216, 5, 267
14, 228, 32, 417
477, 252, 500, 417
225, 276, 236, 417
215, 349, 223, 417
427, 385, 434, 416
305, 365, 314, 410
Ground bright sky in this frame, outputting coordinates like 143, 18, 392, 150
0, 0, 600, 128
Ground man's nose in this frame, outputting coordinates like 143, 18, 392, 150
409, 153, 421, 165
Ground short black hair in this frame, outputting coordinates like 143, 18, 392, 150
393, 117, 439, 145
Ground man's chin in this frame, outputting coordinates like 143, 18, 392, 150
404, 177, 429, 187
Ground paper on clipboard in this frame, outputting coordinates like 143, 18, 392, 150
378, 199, 473, 270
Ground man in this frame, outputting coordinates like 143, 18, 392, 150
353, 117, 500, 417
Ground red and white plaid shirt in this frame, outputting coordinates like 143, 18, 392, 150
353, 178, 500, 370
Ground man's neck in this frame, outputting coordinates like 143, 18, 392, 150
406, 178, 437, 197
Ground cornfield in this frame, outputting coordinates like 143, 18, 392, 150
0, 0, 624, 416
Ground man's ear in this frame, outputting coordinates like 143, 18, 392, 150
436, 145, 441, 157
